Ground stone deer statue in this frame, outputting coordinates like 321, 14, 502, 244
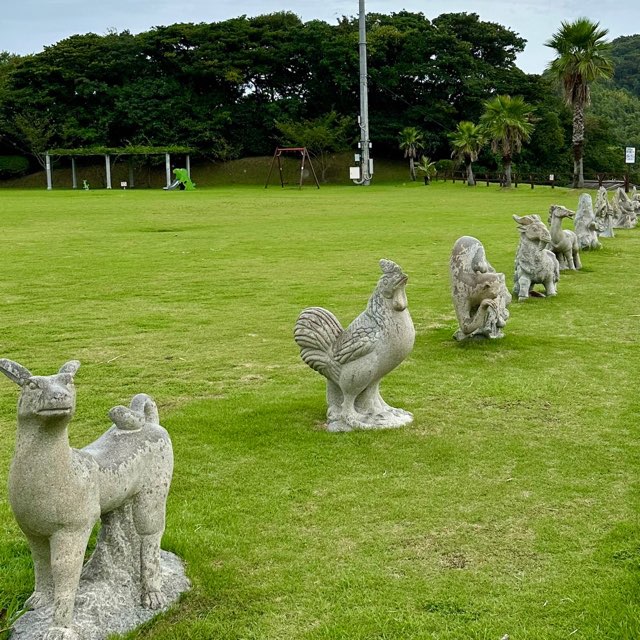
546, 205, 581, 270
0, 359, 173, 640
294, 259, 415, 432
512, 214, 559, 302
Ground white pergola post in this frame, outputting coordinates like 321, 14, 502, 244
45, 154, 53, 190
165, 153, 171, 188
71, 157, 77, 189
186, 154, 191, 178
105, 154, 112, 189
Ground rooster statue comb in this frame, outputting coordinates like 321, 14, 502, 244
294, 259, 415, 432
380, 258, 400, 273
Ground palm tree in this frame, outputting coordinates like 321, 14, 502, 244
545, 18, 613, 188
416, 156, 437, 184
398, 127, 424, 181
480, 95, 534, 188
449, 121, 485, 186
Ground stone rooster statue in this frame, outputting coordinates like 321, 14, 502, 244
294, 259, 415, 432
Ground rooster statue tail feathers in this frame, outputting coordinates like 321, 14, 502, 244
294, 306, 343, 379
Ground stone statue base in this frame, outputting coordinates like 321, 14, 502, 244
453, 327, 505, 341
11, 504, 190, 640
326, 407, 414, 432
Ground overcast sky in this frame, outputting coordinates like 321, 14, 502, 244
2, 0, 637, 74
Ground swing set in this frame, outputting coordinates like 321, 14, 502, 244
264, 147, 320, 189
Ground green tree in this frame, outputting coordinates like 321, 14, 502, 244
581, 114, 626, 178
609, 34, 640, 97
480, 95, 534, 187
398, 126, 424, 181
590, 82, 640, 153
449, 121, 485, 186
545, 17, 614, 188
11, 111, 57, 168
275, 111, 352, 182
363, 12, 527, 157
416, 156, 437, 184
515, 75, 571, 181
0, 51, 22, 155
0, 11, 549, 167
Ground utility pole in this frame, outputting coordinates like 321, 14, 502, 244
356, 0, 371, 185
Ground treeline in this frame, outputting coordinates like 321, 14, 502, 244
586, 33, 640, 173
0, 11, 635, 180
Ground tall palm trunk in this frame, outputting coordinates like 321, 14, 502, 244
572, 103, 586, 188
503, 156, 512, 188
409, 156, 416, 181
465, 158, 475, 186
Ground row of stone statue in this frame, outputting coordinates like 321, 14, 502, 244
600, 185, 640, 234
293, 186, 639, 434
2, 185, 637, 640
459, 185, 638, 339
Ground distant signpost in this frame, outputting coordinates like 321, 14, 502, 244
625, 147, 635, 192
625, 147, 636, 164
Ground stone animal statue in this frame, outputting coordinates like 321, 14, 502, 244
594, 186, 614, 238
612, 187, 638, 229
450, 236, 511, 340
512, 214, 560, 302
546, 205, 581, 270
294, 259, 415, 432
574, 193, 601, 250
0, 359, 173, 640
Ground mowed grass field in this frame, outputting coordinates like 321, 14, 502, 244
0, 182, 638, 639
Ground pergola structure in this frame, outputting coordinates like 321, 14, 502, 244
44, 146, 193, 190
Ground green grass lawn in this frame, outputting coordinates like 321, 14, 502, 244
0, 182, 638, 639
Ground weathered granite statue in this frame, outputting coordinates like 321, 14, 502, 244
612, 187, 638, 229
513, 214, 560, 301
574, 193, 602, 250
450, 236, 511, 340
294, 259, 415, 432
546, 205, 581, 270
594, 186, 615, 238
0, 359, 189, 640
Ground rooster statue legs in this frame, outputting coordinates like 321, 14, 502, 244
295, 259, 415, 432
328, 373, 413, 432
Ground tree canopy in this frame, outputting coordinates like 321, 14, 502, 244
0, 11, 529, 164
609, 34, 640, 97
0, 11, 635, 182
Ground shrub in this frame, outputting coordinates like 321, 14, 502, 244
435, 159, 455, 175
0, 156, 30, 178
